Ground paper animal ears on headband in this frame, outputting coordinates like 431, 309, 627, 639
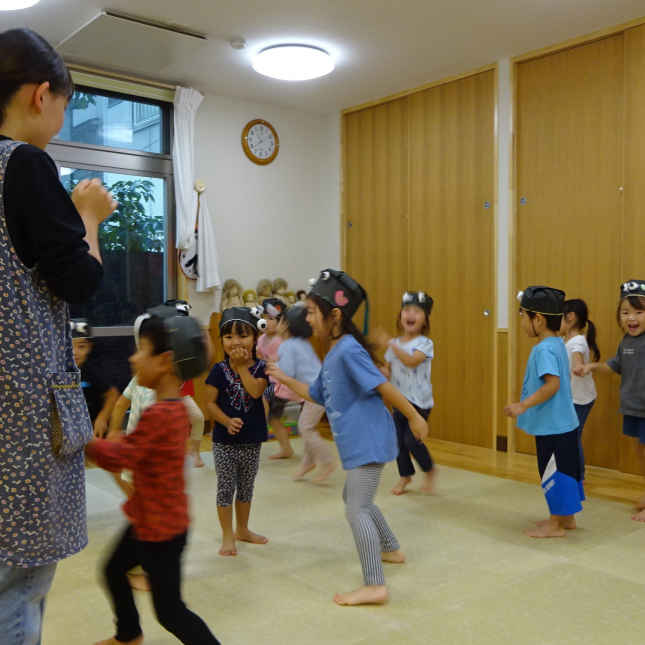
70, 319, 92, 338
219, 306, 267, 333
307, 269, 367, 319
620, 280, 645, 300
401, 291, 433, 315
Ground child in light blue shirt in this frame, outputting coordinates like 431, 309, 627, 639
267, 269, 427, 607
505, 286, 583, 539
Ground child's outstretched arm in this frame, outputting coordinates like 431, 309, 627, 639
389, 345, 427, 369
108, 394, 131, 438
376, 382, 428, 441
574, 361, 615, 377
94, 386, 121, 438
265, 362, 314, 402
504, 374, 560, 419
205, 384, 244, 435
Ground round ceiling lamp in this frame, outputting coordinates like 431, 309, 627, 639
253, 45, 334, 81
0, 0, 39, 8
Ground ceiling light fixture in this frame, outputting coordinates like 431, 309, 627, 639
0, 0, 39, 9
253, 45, 334, 81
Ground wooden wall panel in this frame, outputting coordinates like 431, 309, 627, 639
514, 36, 624, 466
497, 331, 510, 443
622, 25, 645, 474
343, 98, 409, 336
409, 70, 496, 448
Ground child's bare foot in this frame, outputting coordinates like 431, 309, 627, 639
524, 519, 566, 538
313, 461, 336, 483
381, 549, 405, 564
127, 572, 150, 592
191, 450, 204, 468
420, 469, 436, 493
292, 464, 315, 481
93, 636, 143, 645
635, 494, 645, 511
333, 585, 387, 606
537, 517, 576, 530
269, 448, 294, 460
631, 508, 645, 522
390, 476, 412, 495
219, 534, 237, 556
235, 528, 268, 544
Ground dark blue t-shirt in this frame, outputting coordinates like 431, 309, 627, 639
205, 359, 268, 445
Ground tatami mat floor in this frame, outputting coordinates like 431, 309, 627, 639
46, 438, 645, 645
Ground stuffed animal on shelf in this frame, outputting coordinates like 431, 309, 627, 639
243, 289, 258, 308
273, 277, 289, 304
297, 289, 307, 303
257, 279, 273, 305
285, 291, 296, 307
220, 279, 244, 311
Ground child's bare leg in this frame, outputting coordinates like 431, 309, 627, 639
537, 515, 576, 530
420, 468, 436, 493
216, 505, 237, 556
390, 476, 412, 495
268, 417, 294, 459
631, 439, 645, 520
525, 514, 567, 538
234, 500, 268, 544
191, 439, 204, 468
334, 585, 387, 606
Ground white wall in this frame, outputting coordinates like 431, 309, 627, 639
187, 93, 341, 323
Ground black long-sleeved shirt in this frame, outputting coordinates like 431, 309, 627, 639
0, 135, 103, 305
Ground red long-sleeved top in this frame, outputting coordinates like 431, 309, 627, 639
87, 400, 190, 542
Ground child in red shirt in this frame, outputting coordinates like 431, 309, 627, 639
86, 315, 219, 645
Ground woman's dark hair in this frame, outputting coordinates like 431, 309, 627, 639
0, 29, 75, 125
563, 299, 600, 361
617, 295, 645, 331
307, 292, 379, 363
220, 320, 258, 360
524, 309, 562, 333
138, 317, 167, 356
396, 309, 430, 336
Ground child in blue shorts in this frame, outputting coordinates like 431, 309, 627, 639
505, 286, 583, 538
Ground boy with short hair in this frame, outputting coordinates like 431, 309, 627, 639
85, 313, 220, 645
71, 318, 120, 438
504, 286, 584, 538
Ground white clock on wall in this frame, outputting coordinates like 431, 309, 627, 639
242, 119, 279, 165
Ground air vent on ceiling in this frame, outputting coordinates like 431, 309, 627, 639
57, 11, 208, 73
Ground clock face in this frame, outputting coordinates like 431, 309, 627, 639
242, 120, 279, 165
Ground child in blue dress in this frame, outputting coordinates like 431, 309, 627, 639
267, 269, 427, 606
504, 286, 583, 538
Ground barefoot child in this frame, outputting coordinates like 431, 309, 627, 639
257, 298, 294, 459
274, 305, 336, 482
267, 269, 428, 606
560, 299, 600, 481
375, 291, 436, 495
576, 280, 645, 521
205, 307, 270, 556
85, 311, 220, 645
504, 286, 583, 538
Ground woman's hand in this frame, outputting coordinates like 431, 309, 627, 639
409, 413, 428, 441
265, 361, 286, 383
227, 418, 244, 435
72, 178, 117, 224
503, 402, 526, 419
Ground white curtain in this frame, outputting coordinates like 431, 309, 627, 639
173, 86, 220, 292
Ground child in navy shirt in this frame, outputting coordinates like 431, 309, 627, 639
205, 307, 269, 557
268, 270, 427, 606
504, 286, 583, 538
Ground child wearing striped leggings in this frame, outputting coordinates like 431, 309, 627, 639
267, 269, 428, 606
205, 307, 269, 557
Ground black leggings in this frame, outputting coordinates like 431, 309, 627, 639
103, 525, 220, 644
393, 405, 433, 477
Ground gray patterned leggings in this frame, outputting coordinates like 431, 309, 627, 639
213, 443, 261, 507
343, 463, 400, 586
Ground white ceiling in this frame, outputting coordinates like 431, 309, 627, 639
5, 0, 645, 114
